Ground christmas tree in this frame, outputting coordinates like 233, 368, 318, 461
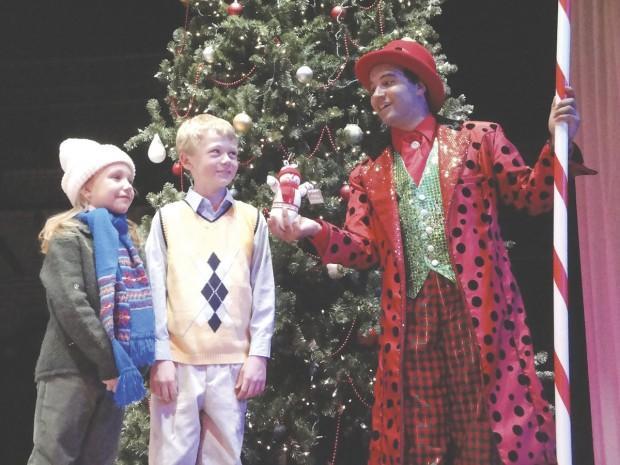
118, 1, 471, 464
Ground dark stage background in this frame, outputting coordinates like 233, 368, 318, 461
0, 1, 593, 464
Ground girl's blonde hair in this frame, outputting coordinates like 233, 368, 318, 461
39, 193, 141, 254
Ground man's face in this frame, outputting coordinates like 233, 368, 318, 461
368, 64, 429, 130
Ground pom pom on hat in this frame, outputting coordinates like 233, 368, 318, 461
59, 138, 136, 207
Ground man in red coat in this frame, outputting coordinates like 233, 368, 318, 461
268, 39, 580, 465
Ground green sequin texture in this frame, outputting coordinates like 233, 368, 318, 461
393, 143, 456, 299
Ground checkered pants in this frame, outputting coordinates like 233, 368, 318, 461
403, 272, 500, 465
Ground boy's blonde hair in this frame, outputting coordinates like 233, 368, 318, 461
176, 114, 237, 155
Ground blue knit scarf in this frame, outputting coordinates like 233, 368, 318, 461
77, 208, 155, 406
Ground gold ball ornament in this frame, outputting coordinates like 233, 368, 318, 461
343, 123, 363, 145
232, 112, 253, 134
295, 65, 314, 84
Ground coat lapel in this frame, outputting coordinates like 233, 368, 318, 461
437, 125, 470, 217
366, 148, 402, 253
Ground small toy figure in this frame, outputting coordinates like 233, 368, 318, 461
266, 162, 314, 220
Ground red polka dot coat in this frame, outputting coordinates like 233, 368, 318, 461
311, 122, 557, 465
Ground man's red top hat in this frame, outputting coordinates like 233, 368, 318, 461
354, 39, 445, 113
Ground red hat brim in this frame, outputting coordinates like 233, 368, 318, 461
355, 45, 445, 113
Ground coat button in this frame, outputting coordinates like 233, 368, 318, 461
73, 283, 80, 290
410, 140, 421, 150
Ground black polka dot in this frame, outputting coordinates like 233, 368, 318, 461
456, 243, 466, 253
493, 432, 502, 444
504, 320, 515, 330
392, 327, 399, 338
490, 123, 498, 130
493, 162, 504, 173
394, 273, 400, 283
468, 280, 479, 290
514, 406, 525, 417
472, 296, 482, 307
472, 142, 481, 150
536, 431, 549, 443
484, 335, 493, 345
384, 343, 391, 353
465, 160, 476, 169
466, 123, 476, 129
521, 335, 532, 345
501, 146, 511, 155
457, 204, 468, 214
452, 227, 462, 237
348, 207, 356, 215
358, 194, 368, 203
518, 374, 531, 386
508, 450, 519, 462
349, 252, 357, 261
540, 191, 550, 200
513, 425, 523, 436
492, 411, 502, 422
361, 216, 370, 226
475, 256, 484, 266
330, 244, 339, 253
507, 173, 517, 185
462, 187, 472, 197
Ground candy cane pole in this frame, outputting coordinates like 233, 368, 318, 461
553, 0, 572, 464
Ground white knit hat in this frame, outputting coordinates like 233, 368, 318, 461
59, 138, 136, 207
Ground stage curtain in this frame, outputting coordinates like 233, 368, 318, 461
572, 1, 620, 463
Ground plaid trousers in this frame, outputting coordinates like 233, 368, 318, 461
403, 272, 500, 465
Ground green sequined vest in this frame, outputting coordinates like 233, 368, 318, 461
393, 140, 456, 299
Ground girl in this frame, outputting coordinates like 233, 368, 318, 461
28, 138, 155, 465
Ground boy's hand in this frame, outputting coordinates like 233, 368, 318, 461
267, 208, 321, 243
150, 360, 178, 403
102, 377, 118, 392
235, 356, 267, 400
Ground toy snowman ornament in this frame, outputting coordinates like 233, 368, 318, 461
266, 162, 314, 221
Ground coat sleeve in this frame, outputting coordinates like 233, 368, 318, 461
481, 124, 554, 215
305, 162, 380, 270
41, 233, 117, 380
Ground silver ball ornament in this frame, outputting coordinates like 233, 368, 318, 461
326, 263, 346, 279
202, 45, 216, 63
295, 65, 313, 84
343, 123, 363, 145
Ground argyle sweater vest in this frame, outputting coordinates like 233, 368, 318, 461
160, 200, 258, 365
393, 141, 456, 299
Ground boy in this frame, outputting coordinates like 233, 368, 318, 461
146, 114, 275, 465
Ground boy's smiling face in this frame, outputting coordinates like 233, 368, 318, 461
180, 130, 239, 197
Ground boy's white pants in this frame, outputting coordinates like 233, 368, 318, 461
149, 363, 247, 465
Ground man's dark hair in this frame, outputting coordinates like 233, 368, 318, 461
401, 69, 420, 85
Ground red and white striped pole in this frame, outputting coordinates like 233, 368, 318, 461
553, 0, 572, 464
